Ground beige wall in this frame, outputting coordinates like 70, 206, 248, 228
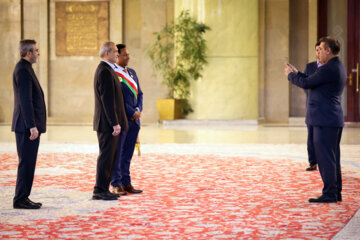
0, 0, 21, 122
48, 0, 123, 122
123, 0, 173, 123
0, 0, 174, 124
0, 0, 320, 124
0, 0, 124, 124
175, 0, 259, 120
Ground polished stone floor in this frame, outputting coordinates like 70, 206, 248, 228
0, 122, 359, 145
1, 122, 360, 171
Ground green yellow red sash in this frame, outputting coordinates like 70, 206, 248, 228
114, 70, 138, 99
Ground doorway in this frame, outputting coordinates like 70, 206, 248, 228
346, 0, 360, 121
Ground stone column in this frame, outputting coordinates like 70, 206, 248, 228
23, 0, 49, 115
264, 0, 290, 123
110, 0, 123, 43
308, 0, 317, 63
0, 0, 21, 122
258, 0, 266, 122
289, 0, 308, 117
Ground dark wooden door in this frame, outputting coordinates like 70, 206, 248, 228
346, 0, 360, 121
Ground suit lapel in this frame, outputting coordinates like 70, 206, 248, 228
27, 64, 45, 99
100, 61, 118, 80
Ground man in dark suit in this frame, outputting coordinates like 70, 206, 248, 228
12, 39, 46, 209
303, 41, 322, 171
111, 44, 143, 195
93, 42, 128, 200
285, 37, 346, 203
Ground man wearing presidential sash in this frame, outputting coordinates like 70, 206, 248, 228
111, 44, 143, 195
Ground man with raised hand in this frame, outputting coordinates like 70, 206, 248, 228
285, 37, 346, 203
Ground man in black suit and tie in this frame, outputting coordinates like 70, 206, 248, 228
12, 39, 46, 209
285, 37, 346, 203
303, 41, 322, 171
93, 42, 128, 200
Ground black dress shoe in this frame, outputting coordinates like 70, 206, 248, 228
337, 193, 342, 202
92, 191, 119, 200
306, 163, 317, 171
14, 200, 41, 209
309, 195, 337, 203
107, 191, 121, 198
123, 184, 143, 194
27, 198, 42, 207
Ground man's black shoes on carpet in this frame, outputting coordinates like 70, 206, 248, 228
93, 185, 142, 200
308, 195, 337, 203
92, 191, 119, 200
13, 198, 42, 209
337, 193, 342, 202
306, 163, 317, 171
27, 198, 42, 207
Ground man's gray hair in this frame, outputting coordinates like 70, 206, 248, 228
99, 41, 115, 58
20, 39, 36, 57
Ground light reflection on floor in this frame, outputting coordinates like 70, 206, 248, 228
0, 123, 359, 145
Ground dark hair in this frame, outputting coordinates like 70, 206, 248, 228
116, 44, 126, 54
20, 39, 36, 57
315, 40, 321, 48
319, 36, 340, 55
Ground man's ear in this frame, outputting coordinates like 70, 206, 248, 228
326, 47, 331, 55
26, 51, 32, 57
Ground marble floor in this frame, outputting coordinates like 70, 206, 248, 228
0, 122, 359, 145
0, 122, 360, 176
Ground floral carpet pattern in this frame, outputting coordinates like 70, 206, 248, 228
1, 148, 360, 239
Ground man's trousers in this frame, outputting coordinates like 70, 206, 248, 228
111, 121, 140, 187
14, 131, 40, 204
313, 126, 343, 199
94, 131, 119, 194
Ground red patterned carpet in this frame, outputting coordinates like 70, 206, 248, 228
1, 152, 360, 239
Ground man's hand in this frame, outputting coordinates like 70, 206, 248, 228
284, 63, 298, 76
29, 127, 39, 141
112, 124, 121, 136
131, 110, 141, 121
